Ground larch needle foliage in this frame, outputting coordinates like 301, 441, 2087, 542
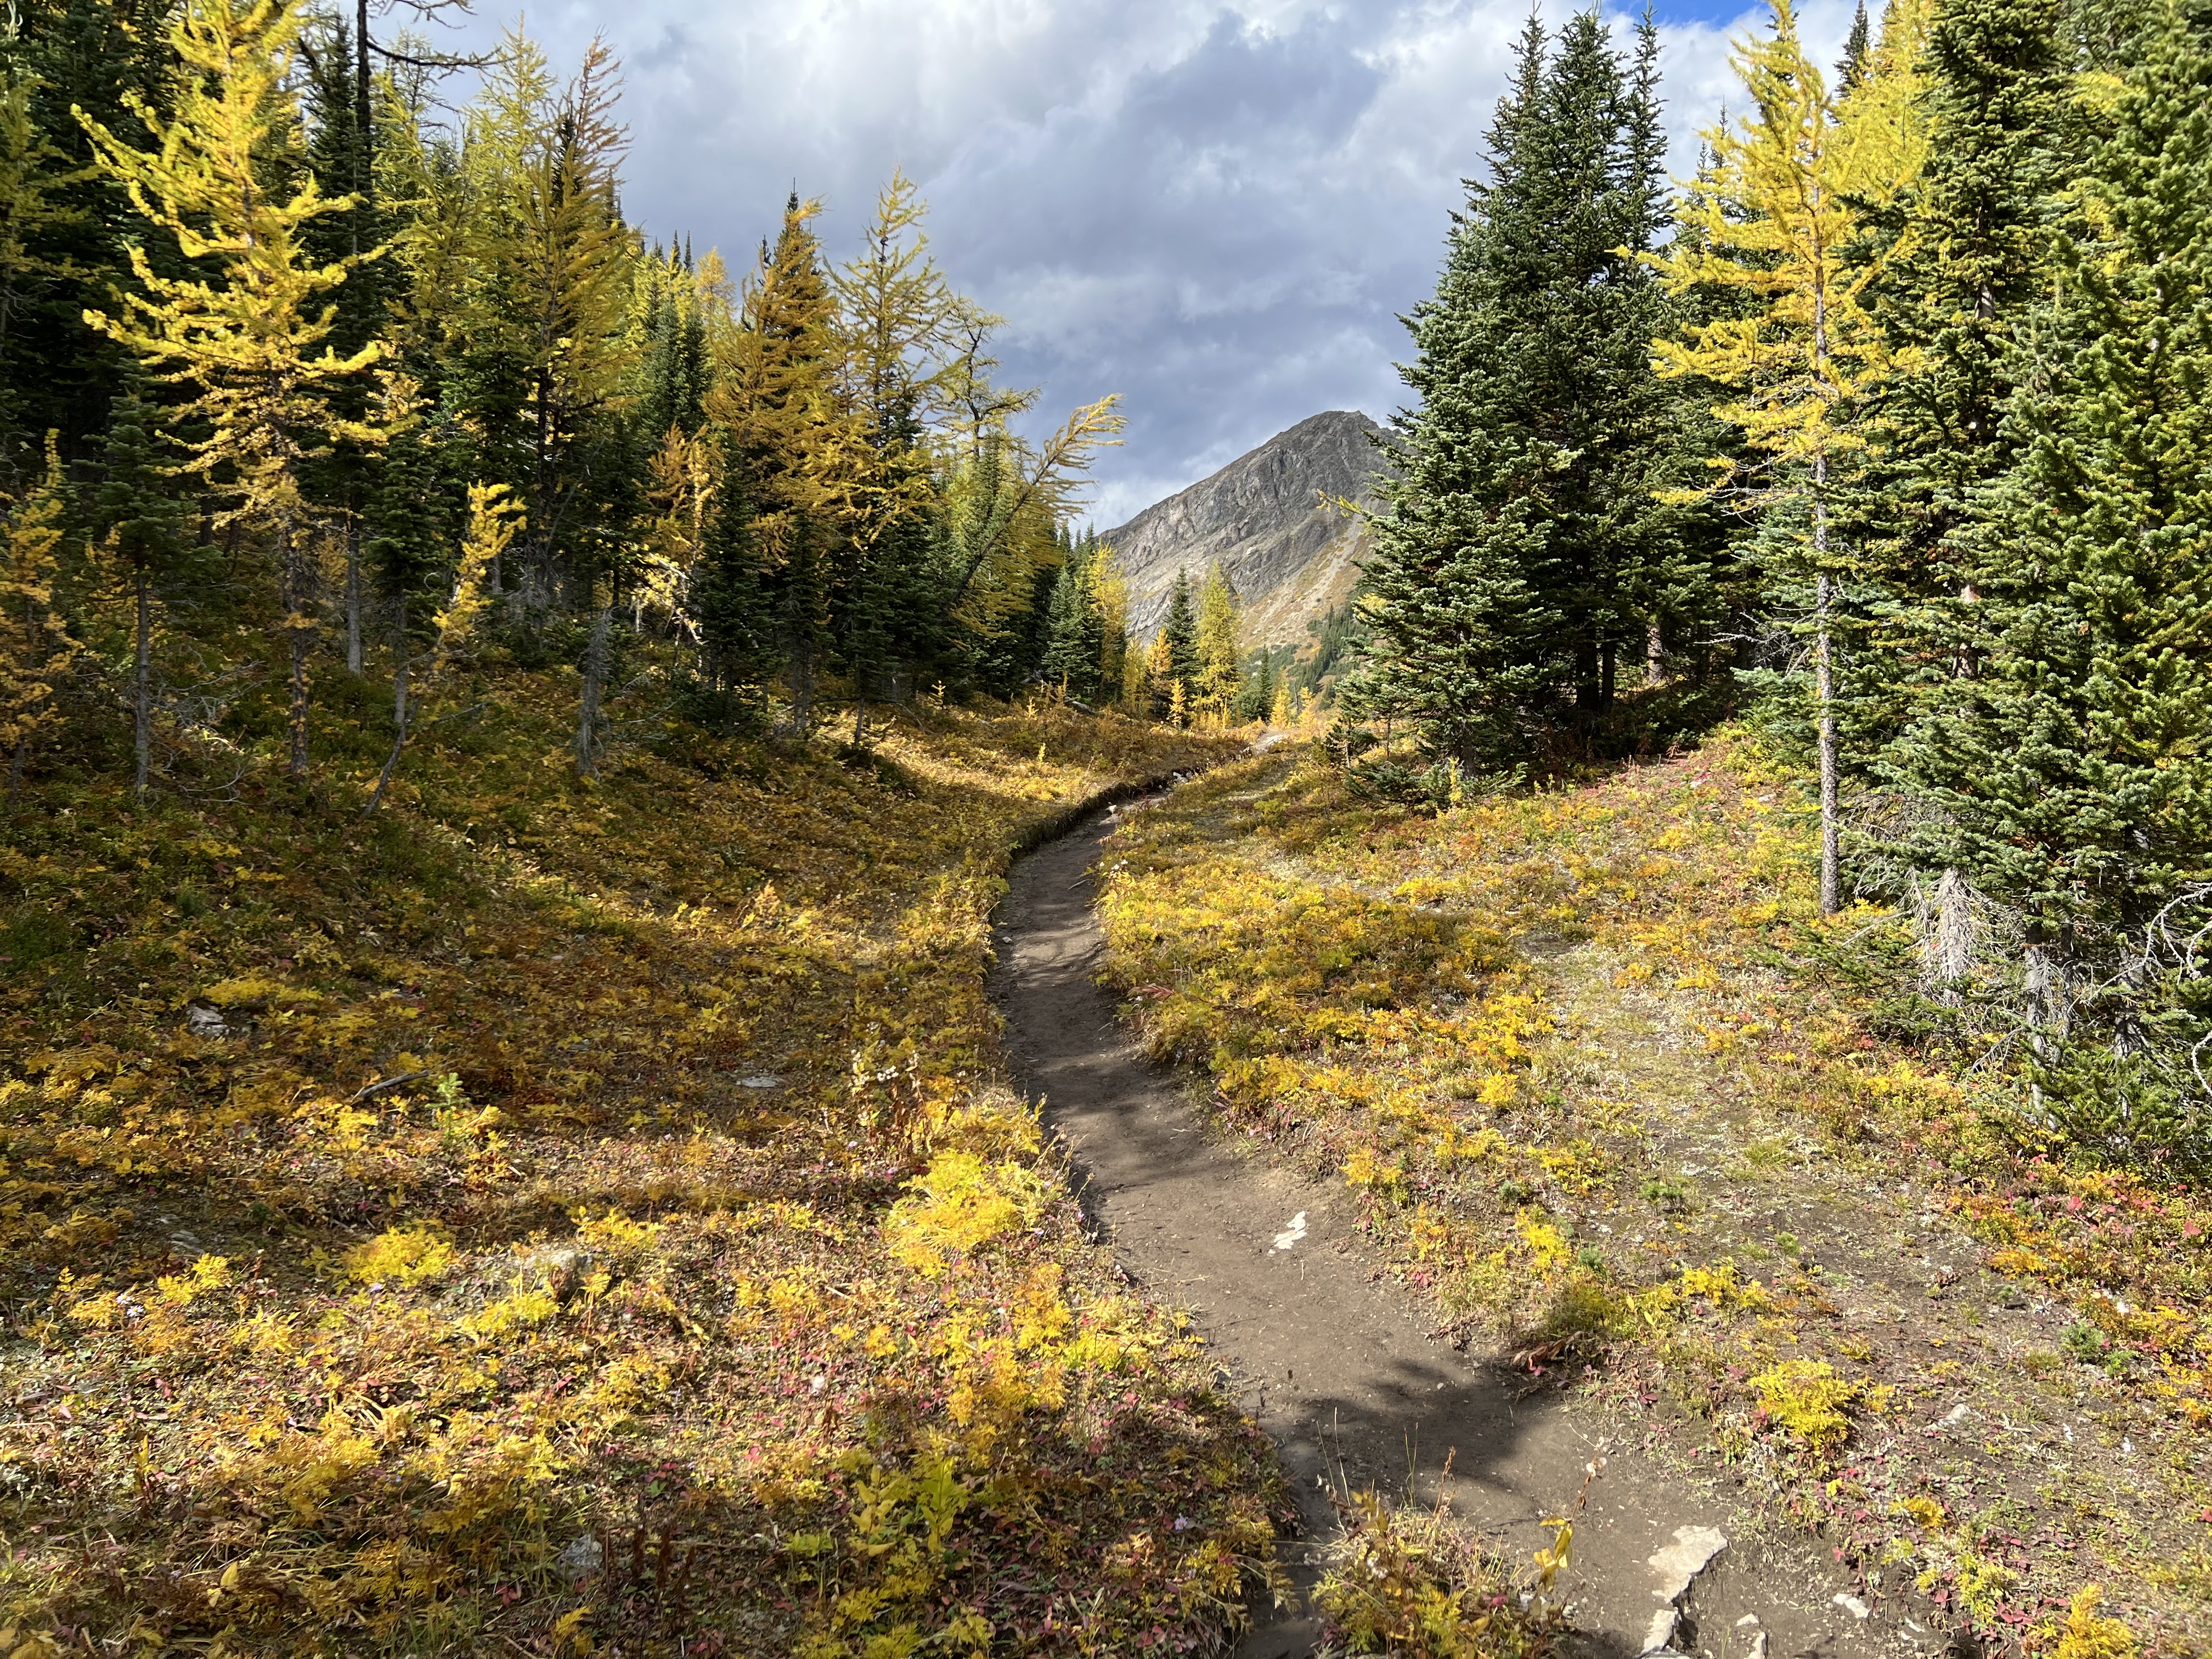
1098, 737, 2207, 1653
76, 0, 383, 782
1642, 0, 1928, 916
0, 675, 1276, 1656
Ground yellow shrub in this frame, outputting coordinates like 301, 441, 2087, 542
154, 1253, 232, 1307
344, 1226, 454, 1288
2052, 1588, 2136, 1659
1898, 1495, 1946, 1531
885, 1150, 1045, 1276
460, 1290, 558, 1340
1344, 1145, 1405, 1193
572, 1206, 661, 1255
1516, 1213, 1575, 1269
1749, 1360, 1858, 1458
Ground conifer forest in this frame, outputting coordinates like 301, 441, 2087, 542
1, 0, 2209, 1652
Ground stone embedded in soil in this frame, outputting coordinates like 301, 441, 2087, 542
1647, 1524, 1729, 1603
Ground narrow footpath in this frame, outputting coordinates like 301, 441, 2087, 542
994, 803, 1925, 1659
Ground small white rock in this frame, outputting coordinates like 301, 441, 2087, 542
1835, 1593, 1870, 1620
557, 1534, 603, 1579
1272, 1211, 1308, 1251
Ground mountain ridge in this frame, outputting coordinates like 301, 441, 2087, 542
1100, 409, 1390, 650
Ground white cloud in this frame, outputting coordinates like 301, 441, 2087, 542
431, 0, 1865, 527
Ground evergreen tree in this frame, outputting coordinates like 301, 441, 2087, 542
1838, 0, 1872, 89
364, 478, 518, 815
1350, 10, 1705, 770
634, 250, 709, 445
689, 424, 770, 726
0, 0, 173, 466
1040, 534, 1104, 702
362, 385, 467, 763
1889, 6, 2212, 1092
471, 32, 636, 612
1855, 0, 2075, 741
301, 9, 391, 673
1156, 569, 1197, 719
0, 24, 87, 476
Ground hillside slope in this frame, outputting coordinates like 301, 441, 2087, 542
1096, 736, 2209, 1657
1102, 410, 1389, 648
0, 691, 1274, 1656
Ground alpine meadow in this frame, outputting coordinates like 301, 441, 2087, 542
1, 0, 2209, 1654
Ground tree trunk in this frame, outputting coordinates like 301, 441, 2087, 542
1813, 570, 1840, 916
354, 0, 374, 221
281, 514, 314, 780
574, 603, 611, 774
1646, 619, 1667, 687
133, 566, 153, 803
786, 644, 815, 740
2024, 941, 2069, 1053
363, 600, 409, 819
345, 512, 363, 675
1930, 867, 1974, 1001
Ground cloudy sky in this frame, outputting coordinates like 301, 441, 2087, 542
427, 0, 1858, 528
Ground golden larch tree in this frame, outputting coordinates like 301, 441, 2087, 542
77, 0, 383, 780
1642, 0, 1928, 911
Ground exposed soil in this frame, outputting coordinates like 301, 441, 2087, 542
995, 802, 1936, 1659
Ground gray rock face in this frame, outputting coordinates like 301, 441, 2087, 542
1101, 410, 1389, 649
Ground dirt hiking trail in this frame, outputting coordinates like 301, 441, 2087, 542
995, 803, 1934, 1659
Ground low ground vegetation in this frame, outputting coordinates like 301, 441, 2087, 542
0, 675, 1279, 1657
1097, 735, 2210, 1656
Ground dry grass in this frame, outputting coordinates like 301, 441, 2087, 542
0, 670, 1278, 1657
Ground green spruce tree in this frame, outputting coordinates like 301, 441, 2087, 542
1040, 534, 1104, 703
1857, 0, 2075, 731
1891, 3, 2212, 1154
689, 427, 771, 727
1348, 10, 1707, 770
1159, 569, 1197, 709
1838, 0, 1872, 89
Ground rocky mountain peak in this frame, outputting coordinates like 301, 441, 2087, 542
1101, 410, 1389, 648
